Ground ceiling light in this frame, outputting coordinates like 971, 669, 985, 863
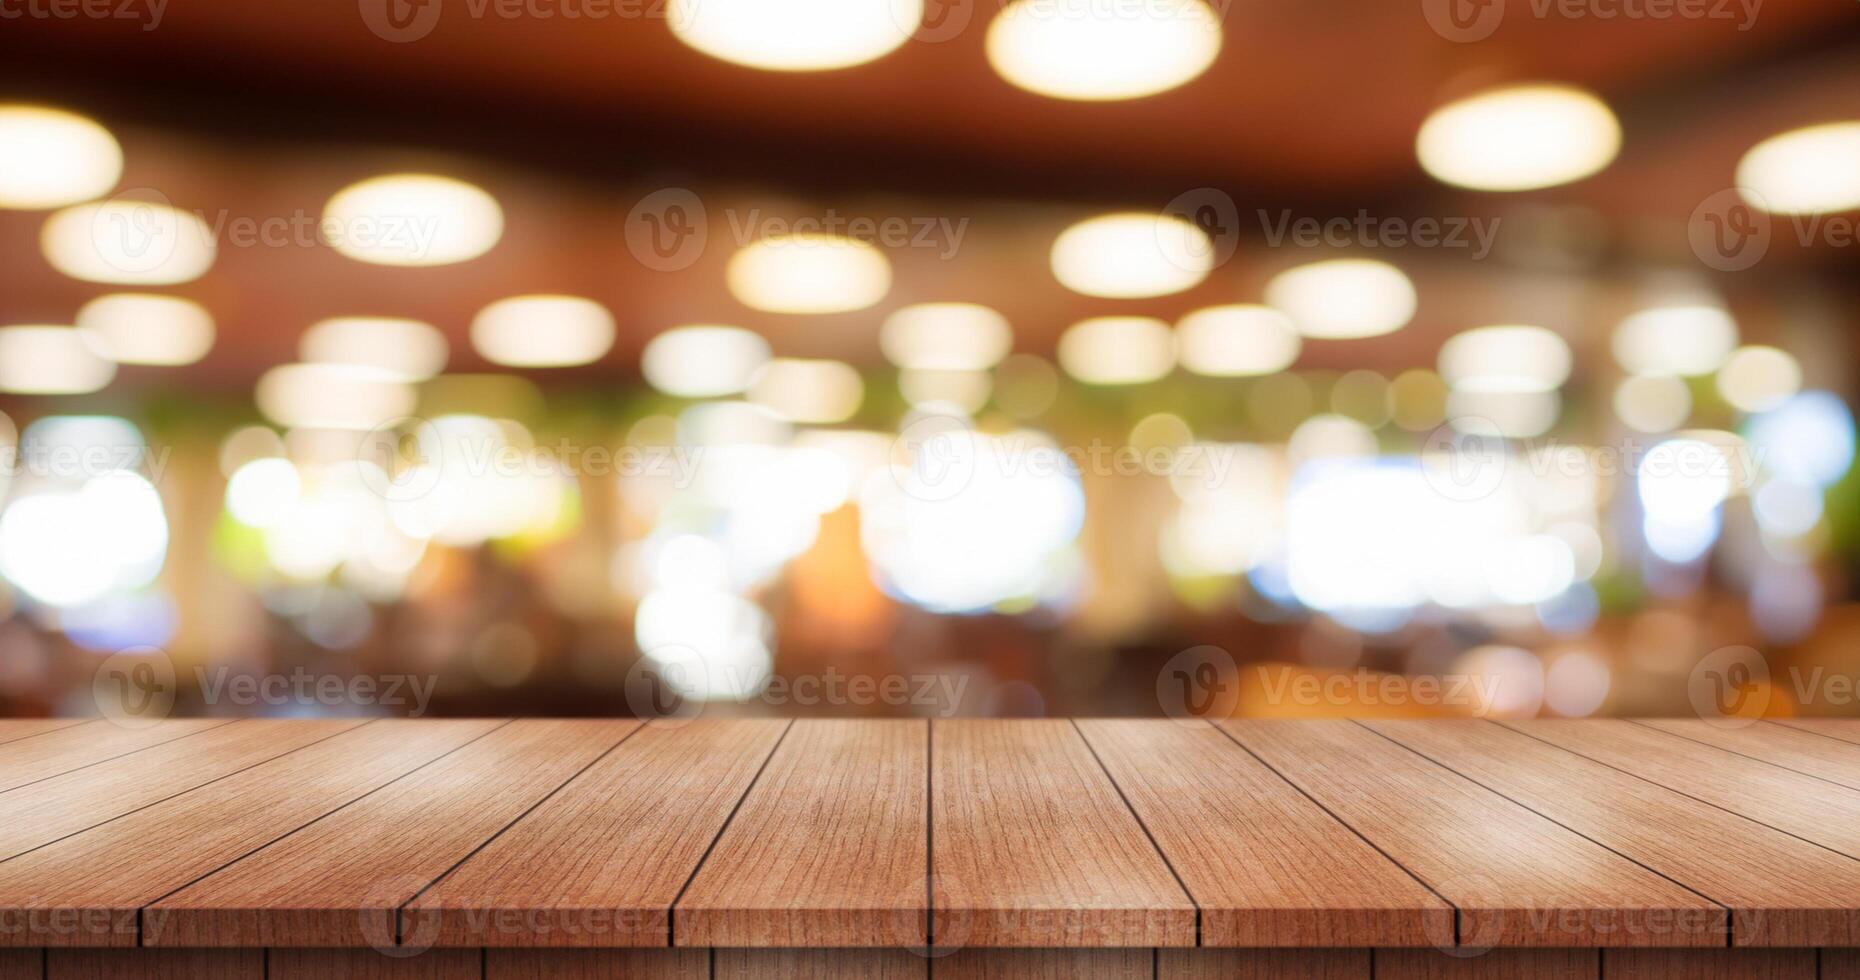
726, 235, 891, 314
1437, 325, 1570, 393
669, 0, 922, 71
1736, 122, 1860, 215
75, 294, 215, 366
880, 303, 1013, 370
1612, 305, 1736, 376
1264, 259, 1416, 339
1051, 212, 1211, 298
1417, 84, 1621, 191
300, 317, 448, 381
42, 200, 217, 285
986, 0, 1222, 101
322, 174, 503, 267
0, 326, 117, 394
747, 359, 864, 423
642, 325, 772, 397
1057, 316, 1174, 385
0, 105, 122, 209
1174, 305, 1301, 377
255, 363, 416, 430
1716, 345, 1801, 414
470, 295, 614, 368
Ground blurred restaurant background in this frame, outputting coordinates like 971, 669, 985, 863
1, 0, 1859, 722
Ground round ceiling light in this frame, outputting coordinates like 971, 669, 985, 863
471, 295, 615, 368
322, 174, 503, 267
1736, 122, 1860, 215
1416, 84, 1621, 192
76, 294, 215, 366
669, 0, 923, 71
1051, 212, 1212, 298
986, 0, 1222, 101
726, 235, 891, 314
0, 105, 123, 209
1264, 259, 1416, 340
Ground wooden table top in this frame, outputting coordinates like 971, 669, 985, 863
1, 717, 1859, 953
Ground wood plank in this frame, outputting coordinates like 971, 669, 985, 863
0, 719, 501, 947
0, 720, 232, 793
267, 949, 479, 980
145, 720, 639, 947
1366, 720, 1860, 946
931, 719, 1195, 948
676, 719, 926, 948
1636, 719, 1860, 791
1828, 949, 1860, 979
1221, 720, 1723, 947
1375, 949, 1597, 980
1158, 949, 1369, 980
1507, 720, 1860, 859
1772, 719, 1860, 747
936, 949, 1149, 979
0, 950, 36, 980
0, 721, 84, 747
714, 949, 923, 980
1600, 949, 1815, 980
45, 949, 259, 980
0, 718, 368, 861
1076, 720, 1449, 947
420, 719, 789, 947
485, 949, 708, 980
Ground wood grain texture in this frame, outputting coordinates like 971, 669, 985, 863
676, 720, 926, 948
1772, 720, 1860, 747
420, 719, 789, 947
936, 949, 1150, 979
1077, 720, 1449, 947
485, 949, 708, 979
0, 720, 232, 794
1158, 949, 1369, 980
1374, 949, 1598, 980
0, 950, 36, 980
267, 949, 479, 980
1636, 719, 1860, 791
1223, 720, 1723, 948
0, 721, 84, 747
932, 720, 1195, 948
0, 718, 367, 862
146, 720, 639, 947
1507, 720, 1860, 859
1366, 720, 1860, 946
45, 949, 260, 979
1600, 948, 1815, 979
0, 719, 500, 947
714, 949, 924, 979
1827, 949, 1860, 979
